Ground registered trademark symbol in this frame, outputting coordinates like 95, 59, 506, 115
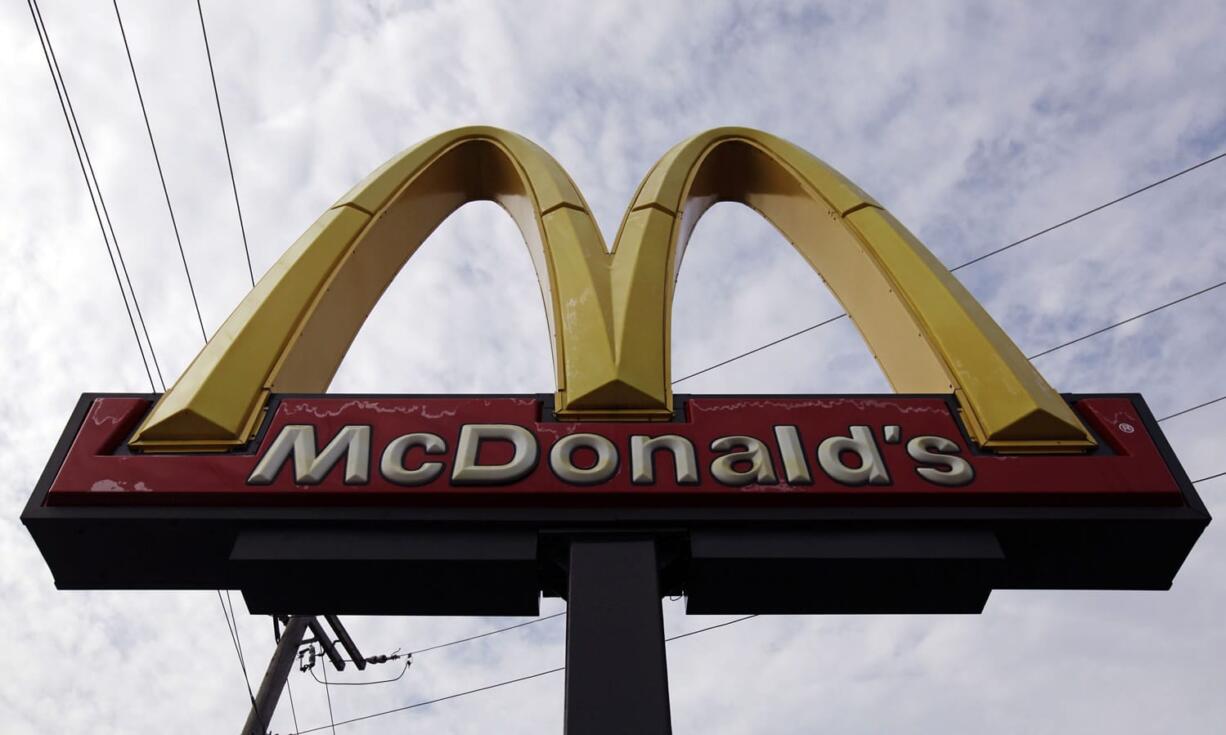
1119, 423, 1135, 434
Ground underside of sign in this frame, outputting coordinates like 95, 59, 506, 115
23, 392, 1208, 616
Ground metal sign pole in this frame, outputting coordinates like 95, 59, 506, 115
564, 537, 672, 735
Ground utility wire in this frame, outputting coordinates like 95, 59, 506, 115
672, 147, 1226, 386
309, 658, 412, 687
195, 0, 255, 288
663, 613, 758, 642
216, 591, 263, 733
226, 590, 250, 672
293, 667, 565, 734
1193, 470, 1226, 485
289, 615, 757, 734
1027, 280, 1226, 360
324, 612, 566, 669
409, 612, 566, 656
27, 0, 158, 393
1158, 394, 1226, 423
675, 274, 1225, 388
286, 676, 301, 735
112, 0, 209, 343
30, 0, 165, 391
950, 150, 1226, 272
320, 660, 337, 735
672, 315, 847, 385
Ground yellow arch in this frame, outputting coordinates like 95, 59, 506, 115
605, 128, 1095, 451
131, 126, 1093, 453
132, 126, 654, 451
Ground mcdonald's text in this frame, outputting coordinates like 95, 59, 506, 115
44, 394, 1183, 506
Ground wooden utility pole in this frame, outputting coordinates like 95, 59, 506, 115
240, 615, 310, 735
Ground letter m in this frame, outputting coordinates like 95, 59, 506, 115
248, 425, 371, 485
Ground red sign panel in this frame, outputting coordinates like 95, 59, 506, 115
45, 395, 1180, 507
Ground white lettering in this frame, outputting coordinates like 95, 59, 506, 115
629, 435, 699, 484
380, 432, 447, 485
550, 433, 618, 485
816, 425, 889, 486
773, 425, 812, 484
451, 424, 538, 485
248, 424, 370, 485
907, 435, 974, 486
710, 435, 778, 486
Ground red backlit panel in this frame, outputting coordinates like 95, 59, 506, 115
46, 395, 1181, 507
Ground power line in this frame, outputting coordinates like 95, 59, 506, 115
675, 273, 1225, 389
1027, 280, 1226, 360
308, 658, 411, 687
29, 0, 166, 391
226, 590, 250, 671
409, 612, 566, 656
320, 660, 337, 735
286, 677, 301, 734
216, 591, 264, 733
293, 666, 565, 734
1193, 470, 1226, 485
111, 0, 209, 343
289, 615, 757, 734
662, 613, 758, 642
950, 150, 1226, 272
671, 147, 1226, 386
196, 0, 255, 288
26, 0, 158, 393
322, 612, 566, 669
673, 315, 847, 385
1159, 394, 1226, 423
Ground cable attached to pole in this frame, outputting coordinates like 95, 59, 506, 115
217, 591, 264, 734
195, 0, 256, 288
27, 0, 159, 393
1027, 280, 1226, 360
112, 0, 209, 343
671, 148, 1226, 385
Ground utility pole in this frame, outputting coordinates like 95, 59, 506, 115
241, 615, 310, 735
239, 614, 368, 734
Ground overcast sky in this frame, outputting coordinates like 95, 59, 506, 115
3, 0, 1225, 732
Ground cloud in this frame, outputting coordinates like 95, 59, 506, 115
2, 0, 1225, 732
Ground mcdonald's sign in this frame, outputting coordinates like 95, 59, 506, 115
24, 128, 1207, 618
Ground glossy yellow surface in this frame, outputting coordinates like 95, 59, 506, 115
131, 126, 1094, 452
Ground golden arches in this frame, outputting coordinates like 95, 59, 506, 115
609, 128, 1094, 451
132, 127, 634, 451
130, 126, 1094, 453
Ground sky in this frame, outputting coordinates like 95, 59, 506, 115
2, 0, 1225, 732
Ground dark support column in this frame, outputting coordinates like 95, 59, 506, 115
565, 537, 672, 735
